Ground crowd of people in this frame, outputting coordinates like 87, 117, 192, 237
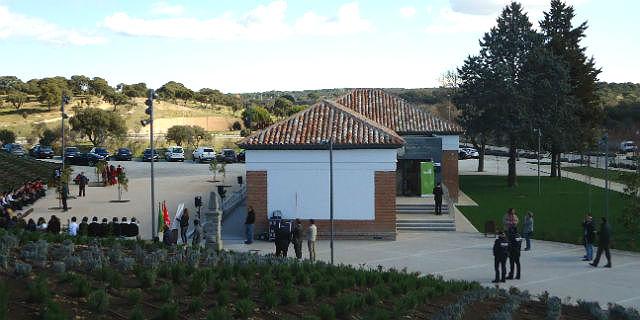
101, 164, 124, 186
492, 208, 613, 283
0, 179, 47, 228
17, 215, 140, 238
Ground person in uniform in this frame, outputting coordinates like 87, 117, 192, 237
492, 231, 509, 283
507, 232, 522, 280
590, 217, 612, 268
432, 183, 444, 215
291, 219, 304, 259
275, 221, 292, 257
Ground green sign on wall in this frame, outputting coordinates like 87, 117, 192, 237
420, 162, 435, 197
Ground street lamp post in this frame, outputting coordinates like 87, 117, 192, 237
328, 138, 334, 265
60, 96, 70, 175
534, 128, 542, 195
602, 133, 609, 220
142, 90, 157, 240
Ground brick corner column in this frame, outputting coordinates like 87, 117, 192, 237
375, 171, 397, 240
246, 171, 268, 234
441, 150, 459, 201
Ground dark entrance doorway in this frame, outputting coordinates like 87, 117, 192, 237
397, 160, 420, 196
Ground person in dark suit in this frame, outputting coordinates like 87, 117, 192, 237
99, 218, 109, 237
506, 232, 522, 280
291, 219, 303, 259
582, 214, 596, 261
79, 217, 89, 237
590, 217, 612, 268
88, 217, 100, 237
46, 215, 61, 234
109, 217, 121, 237
492, 231, 509, 283
433, 183, 444, 215
275, 221, 292, 257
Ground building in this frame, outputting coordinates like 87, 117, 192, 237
239, 89, 463, 240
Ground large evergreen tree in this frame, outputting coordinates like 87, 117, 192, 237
540, 0, 602, 176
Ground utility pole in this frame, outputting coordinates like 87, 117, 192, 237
534, 128, 542, 195
329, 137, 334, 265
60, 96, 70, 174
143, 90, 157, 240
602, 133, 609, 221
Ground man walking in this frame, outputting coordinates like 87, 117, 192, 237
307, 219, 317, 262
60, 183, 68, 212
433, 183, 444, 215
244, 206, 255, 244
590, 217, 612, 268
582, 214, 596, 261
292, 218, 303, 259
522, 212, 534, 251
492, 231, 509, 283
77, 172, 89, 197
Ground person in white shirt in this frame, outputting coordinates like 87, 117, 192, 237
307, 219, 317, 262
68, 216, 79, 236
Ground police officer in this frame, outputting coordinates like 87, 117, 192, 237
506, 232, 523, 280
492, 231, 509, 283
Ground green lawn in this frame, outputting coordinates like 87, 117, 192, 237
458, 175, 638, 251
563, 166, 636, 185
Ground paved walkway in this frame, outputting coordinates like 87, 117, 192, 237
223, 230, 640, 309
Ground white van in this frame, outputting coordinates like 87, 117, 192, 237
165, 146, 185, 162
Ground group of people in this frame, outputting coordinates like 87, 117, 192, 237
21, 215, 140, 238
0, 179, 46, 213
101, 164, 124, 186
243, 206, 318, 261
492, 208, 613, 283
162, 208, 203, 247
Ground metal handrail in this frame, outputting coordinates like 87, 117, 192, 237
221, 184, 247, 220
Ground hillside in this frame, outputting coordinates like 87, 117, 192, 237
0, 152, 59, 192
0, 229, 633, 319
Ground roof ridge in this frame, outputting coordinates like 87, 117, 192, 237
322, 99, 403, 141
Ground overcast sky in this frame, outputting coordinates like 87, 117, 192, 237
0, 0, 637, 93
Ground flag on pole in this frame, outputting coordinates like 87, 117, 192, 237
162, 201, 171, 227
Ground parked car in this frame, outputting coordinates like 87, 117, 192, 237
89, 147, 110, 159
620, 140, 637, 153
459, 147, 479, 160
29, 145, 54, 159
64, 147, 81, 162
67, 152, 104, 166
165, 146, 185, 162
218, 148, 237, 163
3, 143, 25, 157
142, 148, 160, 162
237, 150, 245, 163
113, 147, 133, 161
192, 147, 216, 163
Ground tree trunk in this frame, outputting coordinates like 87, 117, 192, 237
478, 144, 486, 172
557, 153, 562, 178
508, 143, 517, 187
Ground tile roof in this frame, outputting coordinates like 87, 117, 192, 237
238, 100, 405, 150
334, 88, 464, 134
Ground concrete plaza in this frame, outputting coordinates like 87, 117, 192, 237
224, 228, 640, 309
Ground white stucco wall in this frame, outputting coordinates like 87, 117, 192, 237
435, 135, 460, 151
246, 149, 397, 220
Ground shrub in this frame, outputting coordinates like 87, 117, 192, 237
207, 306, 232, 320
40, 300, 68, 320
264, 291, 279, 309
171, 263, 186, 284
14, 262, 32, 277
236, 278, 251, 298
88, 289, 109, 313
72, 275, 92, 297
335, 294, 358, 318
280, 285, 298, 305
236, 299, 255, 319
317, 304, 336, 320
546, 296, 562, 320
155, 282, 174, 302
188, 297, 204, 313
216, 289, 230, 306
128, 307, 144, 320
364, 290, 379, 305
51, 261, 66, 274
365, 307, 391, 320
155, 303, 179, 320
299, 287, 315, 303
127, 288, 143, 305
27, 275, 49, 303
137, 268, 157, 288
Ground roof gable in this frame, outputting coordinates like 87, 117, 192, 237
334, 88, 463, 134
238, 100, 405, 150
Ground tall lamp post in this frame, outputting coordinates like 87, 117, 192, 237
534, 128, 542, 195
142, 89, 157, 240
321, 137, 335, 265
602, 133, 609, 220
60, 95, 70, 174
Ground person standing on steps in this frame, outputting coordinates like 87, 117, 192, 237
522, 212, 534, 251
307, 219, 317, 262
582, 214, 596, 261
433, 183, 444, 215
244, 206, 255, 244
177, 208, 190, 245
292, 218, 303, 259
492, 231, 509, 283
506, 232, 522, 280
590, 217, 612, 268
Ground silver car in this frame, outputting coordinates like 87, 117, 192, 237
4, 143, 25, 157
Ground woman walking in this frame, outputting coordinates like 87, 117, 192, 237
177, 208, 190, 244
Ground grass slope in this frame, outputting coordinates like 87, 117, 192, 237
458, 175, 638, 251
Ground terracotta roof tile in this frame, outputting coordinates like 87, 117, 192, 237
335, 88, 464, 134
238, 100, 405, 149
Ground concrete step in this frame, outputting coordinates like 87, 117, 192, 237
397, 208, 449, 214
397, 226, 457, 231
397, 219, 455, 224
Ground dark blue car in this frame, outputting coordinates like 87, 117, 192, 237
90, 147, 110, 159
142, 148, 159, 162
113, 147, 133, 161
